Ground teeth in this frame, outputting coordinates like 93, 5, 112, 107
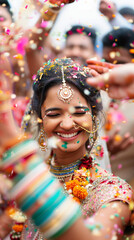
57, 132, 78, 138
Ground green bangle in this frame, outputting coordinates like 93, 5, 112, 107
21, 177, 55, 212
33, 192, 66, 226
50, 207, 81, 239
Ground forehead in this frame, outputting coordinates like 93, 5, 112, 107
66, 34, 93, 47
43, 84, 88, 109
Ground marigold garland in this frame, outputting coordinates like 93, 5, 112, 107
65, 167, 90, 202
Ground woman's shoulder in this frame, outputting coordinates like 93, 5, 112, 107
93, 165, 132, 202
83, 165, 133, 216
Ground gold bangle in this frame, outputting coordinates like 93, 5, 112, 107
40, 3, 60, 21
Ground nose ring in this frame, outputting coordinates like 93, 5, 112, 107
73, 122, 79, 129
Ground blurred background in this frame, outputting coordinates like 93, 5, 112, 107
9, 0, 134, 49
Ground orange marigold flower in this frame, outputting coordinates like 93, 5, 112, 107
73, 197, 81, 204
80, 180, 89, 186
73, 185, 88, 199
66, 179, 79, 190
6, 207, 17, 216
12, 224, 24, 232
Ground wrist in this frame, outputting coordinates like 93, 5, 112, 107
40, 1, 60, 21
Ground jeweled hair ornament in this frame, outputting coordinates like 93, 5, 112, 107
57, 65, 74, 103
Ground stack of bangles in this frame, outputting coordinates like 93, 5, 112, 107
40, 1, 61, 23
0, 136, 81, 239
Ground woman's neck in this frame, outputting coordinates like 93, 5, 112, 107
53, 147, 87, 166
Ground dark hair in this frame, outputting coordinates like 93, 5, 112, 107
119, 7, 134, 17
0, 0, 13, 18
32, 58, 102, 120
102, 28, 134, 56
65, 25, 97, 48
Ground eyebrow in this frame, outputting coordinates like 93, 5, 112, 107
45, 106, 89, 113
75, 106, 89, 110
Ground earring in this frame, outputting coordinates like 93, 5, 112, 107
38, 127, 48, 152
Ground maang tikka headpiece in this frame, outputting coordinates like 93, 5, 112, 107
57, 65, 74, 103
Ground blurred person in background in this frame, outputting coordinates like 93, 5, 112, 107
119, 7, 134, 27
63, 25, 99, 65
0, 0, 74, 126
99, 0, 133, 29
102, 27, 134, 64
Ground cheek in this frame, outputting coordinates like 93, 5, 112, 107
76, 114, 93, 130
42, 120, 51, 135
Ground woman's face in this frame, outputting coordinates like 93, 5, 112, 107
41, 84, 93, 153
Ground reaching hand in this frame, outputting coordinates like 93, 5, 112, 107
87, 63, 134, 99
99, 0, 117, 20
87, 59, 116, 75
107, 128, 134, 156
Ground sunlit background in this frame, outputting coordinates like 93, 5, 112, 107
9, 0, 134, 48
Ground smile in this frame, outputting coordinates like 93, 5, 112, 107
55, 131, 81, 140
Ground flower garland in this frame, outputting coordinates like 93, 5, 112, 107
64, 155, 94, 203
6, 207, 27, 240
65, 168, 91, 203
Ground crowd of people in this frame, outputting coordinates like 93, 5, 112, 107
0, 0, 134, 240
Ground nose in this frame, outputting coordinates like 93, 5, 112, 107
60, 115, 74, 130
70, 47, 81, 57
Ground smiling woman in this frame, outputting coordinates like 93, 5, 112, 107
32, 58, 102, 161
0, 58, 133, 240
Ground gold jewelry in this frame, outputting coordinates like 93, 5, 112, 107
38, 127, 48, 152
73, 116, 100, 134
57, 66, 74, 103
40, 2, 60, 22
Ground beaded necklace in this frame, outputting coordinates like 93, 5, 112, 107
49, 153, 93, 182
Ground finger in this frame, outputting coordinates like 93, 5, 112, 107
88, 65, 109, 74
87, 59, 115, 69
111, 127, 121, 138
120, 136, 134, 150
126, 82, 134, 99
90, 69, 100, 77
87, 74, 109, 90
108, 86, 129, 99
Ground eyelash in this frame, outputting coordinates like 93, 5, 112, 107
46, 114, 60, 117
74, 112, 86, 115
46, 112, 86, 117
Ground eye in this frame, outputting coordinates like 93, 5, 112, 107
46, 113, 60, 117
73, 111, 86, 116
